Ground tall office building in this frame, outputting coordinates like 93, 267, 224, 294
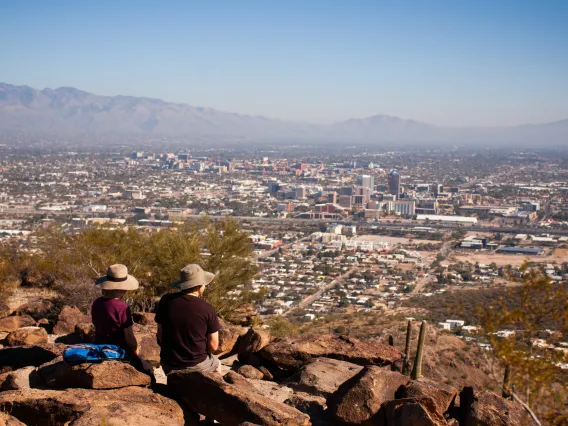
388, 170, 401, 195
358, 175, 375, 194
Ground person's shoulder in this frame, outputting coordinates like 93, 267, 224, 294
198, 298, 217, 314
109, 298, 129, 309
92, 296, 104, 307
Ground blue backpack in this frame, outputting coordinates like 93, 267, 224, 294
63, 344, 128, 366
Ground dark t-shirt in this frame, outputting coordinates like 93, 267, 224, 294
91, 297, 133, 350
155, 293, 220, 368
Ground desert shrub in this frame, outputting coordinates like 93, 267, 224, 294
266, 316, 299, 338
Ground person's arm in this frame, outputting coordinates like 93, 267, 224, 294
207, 331, 219, 353
123, 326, 139, 356
157, 324, 163, 347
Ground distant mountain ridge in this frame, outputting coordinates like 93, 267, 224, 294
0, 82, 566, 145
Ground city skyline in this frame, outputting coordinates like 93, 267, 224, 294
1, 0, 567, 127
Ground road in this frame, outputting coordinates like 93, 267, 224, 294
255, 236, 310, 259
283, 266, 359, 317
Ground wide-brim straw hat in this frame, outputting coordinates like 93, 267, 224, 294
171, 264, 215, 291
95, 264, 139, 290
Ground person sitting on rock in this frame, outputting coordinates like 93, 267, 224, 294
156, 264, 221, 375
93, 264, 153, 377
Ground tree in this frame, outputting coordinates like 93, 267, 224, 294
477, 263, 568, 423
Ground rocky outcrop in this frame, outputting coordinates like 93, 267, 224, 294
460, 387, 525, 426
395, 377, 458, 416
0, 386, 185, 426
382, 397, 448, 426
239, 327, 272, 364
0, 343, 64, 371
167, 370, 310, 425
38, 359, 151, 389
0, 315, 35, 332
215, 317, 247, 358
132, 311, 156, 326
0, 412, 25, 426
286, 358, 363, 397
0, 367, 42, 391
260, 335, 402, 373
5, 327, 48, 346
238, 364, 265, 380
133, 323, 161, 367
52, 306, 90, 335
327, 366, 410, 425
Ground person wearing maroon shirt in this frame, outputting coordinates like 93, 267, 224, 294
92, 264, 152, 378
156, 264, 220, 374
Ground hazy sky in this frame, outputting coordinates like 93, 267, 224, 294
1, 0, 567, 126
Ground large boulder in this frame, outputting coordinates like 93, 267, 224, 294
5, 327, 48, 346
0, 315, 36, 332
460, 387, 525, 426
0, 386, 184, 426
215, 318, 247, 358
284, 392, 329, 426
286, 357, 363, 397
396, 377, 458, 416
381, 397, 448, 426
238, 364, 265, 380
132, 323, 161, 367
0, 366, 42, 391
38, 358, 151, 389
14, 298, 60, 322
327, 366, 410, 425
260, 335, 402, 373
0, 343, 64, 370
52, 306, 90, 335
167, 370, 310, 425
238, 327, 272, 364
0, 412, 26, 426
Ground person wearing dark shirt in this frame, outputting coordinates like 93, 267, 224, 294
92, 264, 152, 378
156, 264, 220, 374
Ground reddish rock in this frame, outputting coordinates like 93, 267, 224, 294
6, 327, 48, 346
0, 366, 42, 391
0, 343, 64, 370
215, 318, 247, 357
75, 322, 95, 341
396, 377, 458, 415
0, 386, 184, 426
238, 327, 271, 364
0, 412, 26, 426
460, 387, 524, 426
133, 323, 160, 367
286, 357, 363, 397
167, 370, 310, 425
327, 366, 410, 425
258, 366, 274, 381
238, 364, 265, 380
260, 335, 402, 373
38, 358, 151, 389
0, 315, 36, 332
132, 311, 157, 326
53, 306, 90, 335
382, 397, 448, 426
15, 299, 59, 322
284, 392, 328, 426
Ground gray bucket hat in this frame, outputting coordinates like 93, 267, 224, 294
171, 264, 215, 291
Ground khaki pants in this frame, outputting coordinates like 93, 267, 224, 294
162, 354, 220, 375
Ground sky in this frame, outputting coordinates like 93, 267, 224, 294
1, 0, 567, 127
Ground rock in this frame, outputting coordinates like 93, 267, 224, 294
284, 392, 328, 426
5, 327, 48, 346
238, 327, 271, 364
38, 358, 151, 389
0, 386, 184, 426
0, 412, 26, 426
260, 335, 402, 373
15, 298, 60, 322
381, 397, 448, 426
0, 303, 11, 318
259, 366, 274, 381
133, 323, 161, 367
0, 343, 64, 369
0, 366, 42, 391
74, 322, 95, 341
327, 366, 410, 425
460, 387, 524, 426
132, 311, 157, 326
0, 315, 36, 332
215, 318, 247, 357
52, 306, 90, 335
226, 303, 258, 326
286, 357, 363, 397
224, 370, 256, 389
167, 370, 310, 425
36, 318, 52, 333
247, 379, 295, 404
238, 364, 265, 380
396, 377, 458, 416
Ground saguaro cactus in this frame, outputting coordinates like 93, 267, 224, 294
388, 335, 395, 346
502, 364, 511, 399
411, 320, 427, 380
402, 320, 412, 375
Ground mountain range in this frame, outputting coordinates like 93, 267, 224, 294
0, 82, 566, 145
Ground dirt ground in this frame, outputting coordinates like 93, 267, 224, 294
451, 248, 568, 267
